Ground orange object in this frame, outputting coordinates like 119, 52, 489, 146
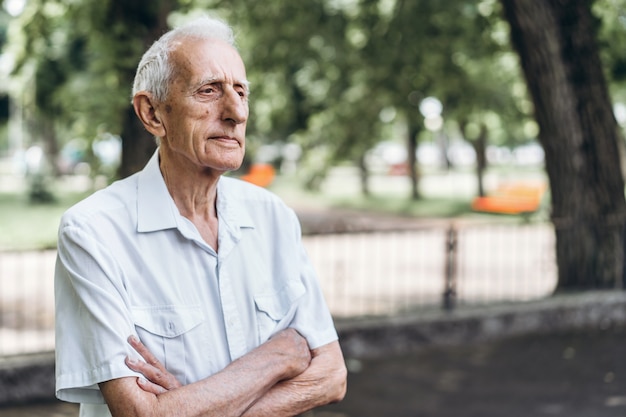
471, 183, 547, 215
240, 163, 276, 187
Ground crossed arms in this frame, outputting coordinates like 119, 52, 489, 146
99, 328, 347, 417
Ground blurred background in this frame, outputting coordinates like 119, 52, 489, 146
1, 0, 626, 416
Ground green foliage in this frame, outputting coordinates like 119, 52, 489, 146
4, 0, 173, 165
594, 0, 626, 109
3, 0, 625, 194
0, 189, 88, 250
595, 0, 626, 81
210, 0, 532, 181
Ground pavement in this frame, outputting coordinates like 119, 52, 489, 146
316, 323, 626, 417
1, 292, 626, 417
2, 324, 625, 417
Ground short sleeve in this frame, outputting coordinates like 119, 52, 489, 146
55, 222, 140, 404
287, 211, 338, 349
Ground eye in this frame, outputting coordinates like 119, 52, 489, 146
235, 86, 249, 100
199, 85, 217, 94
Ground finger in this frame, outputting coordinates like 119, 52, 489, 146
137, 377, 168, 394
128, 335, 163, 369
126, 335, 183, 390
125, 356, 153, 374
125, 356, 179, 390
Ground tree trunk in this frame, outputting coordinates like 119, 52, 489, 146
407, 118, 420, 200
40, 116, 61, 177
474, 125, 488, 197
358, 152, 370, 196
460, 120, 488, 197
115, 0, 172, 179
118, 106, 157, 179
501, 0, 626, 290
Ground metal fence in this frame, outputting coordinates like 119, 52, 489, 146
0, 249, 56, 356
306, 221, 556, 317
0, 221, 557, 356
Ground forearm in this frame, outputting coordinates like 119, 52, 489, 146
103, 346, 283, 417
102, 329, 311, 417
242, 341, 347, 417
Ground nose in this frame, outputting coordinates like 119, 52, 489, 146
222, 88, 248, 125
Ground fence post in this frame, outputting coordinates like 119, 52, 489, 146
443, 223, 458, 310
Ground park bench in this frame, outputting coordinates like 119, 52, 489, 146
471, 182, 547, 215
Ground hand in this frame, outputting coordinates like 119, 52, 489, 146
267, 328, 312, 379
125, 335, 183, 394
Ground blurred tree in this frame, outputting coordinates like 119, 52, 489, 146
595, 0, 626, 90
0, 8, 13, 154
90, 0, 175, 178
437, 1, 531, 197
6, 0, 532, 198
0, 8, 10, 124
207, 0, 525, 199
353, 0, 441, 199
353, 0, 526, 199
595, 0, 626, 177
7, 0, 175, 179
12, 0, 622, 214
501, 0, 626, 290
208, 0, 386, 192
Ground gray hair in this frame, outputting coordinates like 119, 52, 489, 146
131, 16, 236, 102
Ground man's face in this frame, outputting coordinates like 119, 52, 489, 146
158, 37, 249, 175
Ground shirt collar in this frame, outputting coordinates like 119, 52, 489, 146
137, 149, 179, 233
137, 149, 256, 234
215, 179, 255, 259
216, 177, 256, 237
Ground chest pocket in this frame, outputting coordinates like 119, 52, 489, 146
254, 280, 306, 344
131, 305, 205, 384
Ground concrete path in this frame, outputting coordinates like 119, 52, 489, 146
3, 323, 625, 417
2, 292, 626, 417
317, 323, 626, 417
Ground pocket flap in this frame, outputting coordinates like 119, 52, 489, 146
131, 305, 204, 338
255, 280, 306, 320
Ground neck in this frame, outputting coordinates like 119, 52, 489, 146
159, 149, 221, 250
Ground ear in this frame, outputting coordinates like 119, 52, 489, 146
133, 92, 166, 138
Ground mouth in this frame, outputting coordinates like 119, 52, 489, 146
210, 136, 241, 146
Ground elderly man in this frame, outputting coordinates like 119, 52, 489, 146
54, 16, 346, 417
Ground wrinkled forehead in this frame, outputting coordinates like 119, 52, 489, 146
169, 37, 247, 88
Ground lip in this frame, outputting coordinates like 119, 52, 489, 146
210, 136, 241, 145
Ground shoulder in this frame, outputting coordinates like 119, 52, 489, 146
220, 176, 290, 209
219, 176, 300, 225
60, 174, 138, 229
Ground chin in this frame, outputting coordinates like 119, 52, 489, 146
218, 159, 245, 173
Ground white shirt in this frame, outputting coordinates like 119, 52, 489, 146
54, 150, 338, 416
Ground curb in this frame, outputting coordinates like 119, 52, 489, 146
336, 290, 626, 358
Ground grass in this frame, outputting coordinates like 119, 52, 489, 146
0, 167, 544, 250
327, 194, 474, 218
0, 188, 90, 250
269, 167, 545, 221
